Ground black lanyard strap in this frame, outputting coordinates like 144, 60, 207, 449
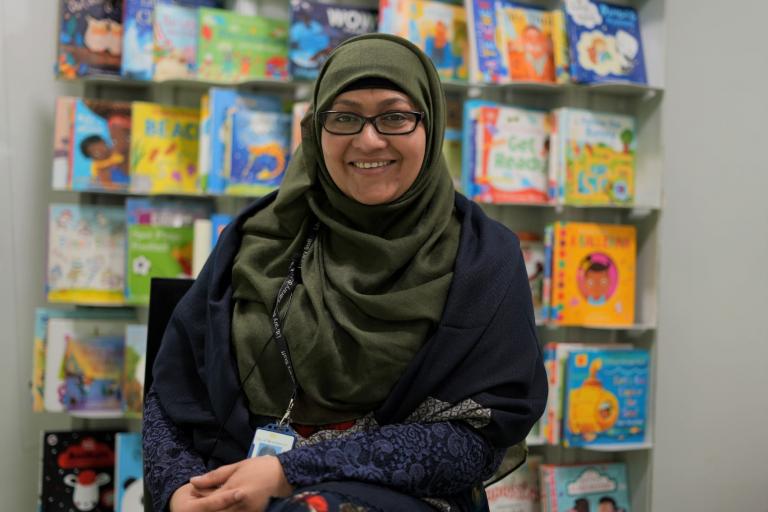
270, 218, 320, 426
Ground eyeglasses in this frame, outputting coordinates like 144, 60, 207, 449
318, 111, 424, 136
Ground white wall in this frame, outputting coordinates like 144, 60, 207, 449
653, 1, 768, 510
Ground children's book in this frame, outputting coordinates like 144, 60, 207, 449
379, 0, 469, 82
56, 0, 123, 79
192, 218, 213, 277
225, 109, 292, 196
519, 232, 545, 323
115, 432, 143, 512
41, 430, 117, 512
549, 222, 636, 327
563, 348, 649, 447
44, 318, 127, 415
465, 0, 506, 84
563, 0, 647, 84
197, 93, 212, 190
539, 462, 630, 512
71, 99, 132, 191
121, 0, 154, 80
153, 3, 197, 80
52, 97, 77, 190
291, 101, 310, 154
202, 88, 283, 194
461, 98, 494, 200
444, 94, 463, 190
210, 213, 233, 248
47, 204, 126, 306
486, 455, 541, 512
551, 107, 636, 206
122, 324, 147, 418
550, 8, 570, 84
129, 102, 200, 194
289, 0, 377, 80
196, 7, 289, 82
471, 103, 550, 203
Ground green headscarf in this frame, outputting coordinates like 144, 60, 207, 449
231, 34, 461, 425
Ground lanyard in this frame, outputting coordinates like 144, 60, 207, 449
270, 218, 320, 427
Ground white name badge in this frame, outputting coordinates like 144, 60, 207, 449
247, 424, 296, 458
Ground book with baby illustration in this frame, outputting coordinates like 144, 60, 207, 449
539, 462, 630, 512
153, 2, 198, 80
56, 0, 123, 79
548, 222, 636, 327
562, 0, 647, 85
485, 454, 542, 511
549, 107, 636, 206
196, 7, 289, 83
115, 432, 143, 512
46, 204, 126, 306
289, 0, 377, 80
129, 101, 201, 194
40, 430, 118, 512
379, 0, 469, 82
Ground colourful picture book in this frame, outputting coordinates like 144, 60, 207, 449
548, 222, 636, 327
40, 430, 117, 512
71, 99, 132, 191
197, 93, 212, 190
56, 0, 123, 79
291, 101, 310, 154
121, 0, 155, 80
47, 204, 126, 306
225, 109, 292, 196
289, 0, 377, 80
550, 107, 636, 206
550, 8, 570, 84
52, 96, 76, 190
563, 347, 649, 447
202, 88, 283, 194
196, 7, 289, 82
210, 213, 233, 247
465, 0, 507, 84
44, 318, 127, 415
461, 99, 494, 198
519, 232, 545, 323
130, 101, 200, 194
379, 0, 469, 82
563, 0, 647, 84
115, 432, 143, 512
153, 3, 197, 80
539, 462, 630, 512
122, 324, 147, 418
486, 455, 541, 512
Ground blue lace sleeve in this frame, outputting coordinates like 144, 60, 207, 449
143, 388, 208, 512
277, 421, 505, 497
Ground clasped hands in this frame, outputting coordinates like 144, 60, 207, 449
170, 455, 293, 512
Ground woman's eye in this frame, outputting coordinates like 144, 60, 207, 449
381, 113, 407, 123
333, 114, 357, 124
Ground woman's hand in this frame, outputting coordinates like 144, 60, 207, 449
187, 456, 294, 512
169, 482, 243, 512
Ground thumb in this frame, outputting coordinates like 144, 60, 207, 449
190, 463, 239, 490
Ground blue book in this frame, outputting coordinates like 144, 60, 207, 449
540, 462, 630, 512
289, 0, 377, 80
563, 348, 649, 447
115, 432, 143, 512
210, 213, 233, 248
460, 99, 495, 200
563, 0, 647, 84
121, 0, 154, 80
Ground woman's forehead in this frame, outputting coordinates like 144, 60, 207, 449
330, 88, 415, 109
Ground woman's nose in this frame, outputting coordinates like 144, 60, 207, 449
352, 121, 388, 150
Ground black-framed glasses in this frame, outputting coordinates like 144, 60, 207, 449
318, 111, 424, 135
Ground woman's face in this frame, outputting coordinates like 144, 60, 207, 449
321, 88, 426, 205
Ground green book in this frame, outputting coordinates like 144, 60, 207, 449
197, 7, 289, 82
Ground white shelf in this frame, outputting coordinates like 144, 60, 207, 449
580, 441, 653, 452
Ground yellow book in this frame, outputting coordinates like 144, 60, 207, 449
550, 222, 636, 327
130, 102, 200, 194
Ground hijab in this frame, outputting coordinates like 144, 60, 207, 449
230, 34, 461, 425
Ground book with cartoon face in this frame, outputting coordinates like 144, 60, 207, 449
539, 462, 630, 512
56, 0, 123, 79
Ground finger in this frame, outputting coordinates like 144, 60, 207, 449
191, 488, 243, 511
190, 486, 217, 498
190, 463, 239, 490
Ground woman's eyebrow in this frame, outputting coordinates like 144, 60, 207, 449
331, 97, 414, 109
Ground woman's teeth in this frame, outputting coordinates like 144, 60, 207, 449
352, 161, 391, 169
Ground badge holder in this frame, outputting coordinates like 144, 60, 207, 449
248, 398, 298, 458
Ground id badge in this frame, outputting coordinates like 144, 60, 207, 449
247, 422, 297, 458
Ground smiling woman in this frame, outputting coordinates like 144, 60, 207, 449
144, 33, 547, 512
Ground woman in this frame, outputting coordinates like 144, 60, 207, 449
144, 34, 547, 512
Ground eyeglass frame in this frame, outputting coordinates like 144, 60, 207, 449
317, 110, 425, 136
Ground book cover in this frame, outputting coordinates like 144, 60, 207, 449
204, 88, 283, 194
197, 7, 289, 82
379, 0, 469, 82
210, 213, 233, 248
291, 101, 310, 154
121, 0, 154, 80
539, 462, 630, 512
115, 432, 143, 512
549, 222, 636, 327
192, 218, 212, 277
122, 324, 147, 418
550, 8, 570, 84
556, 108, 636, 206
46, 204, 126, 306
71, 99, 132, 192
460, 99, 494, 200
472, 104, 550, 203
496, 1, 555, 83
153, 3, 197, 80
40, 430, 117, 512
465, 0, 507, 84
129, 101, 200, 194
44, 318, 127, 414
519, 232, 545, 323
52, 97, 77, 190
563, 0, 647, 84
225, 109, 291, 196
289, 0, 377, 80
56, 0, 123, 79
197, 93, 212, 190
486, 455, 541, 512
563, 348, 649, 447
